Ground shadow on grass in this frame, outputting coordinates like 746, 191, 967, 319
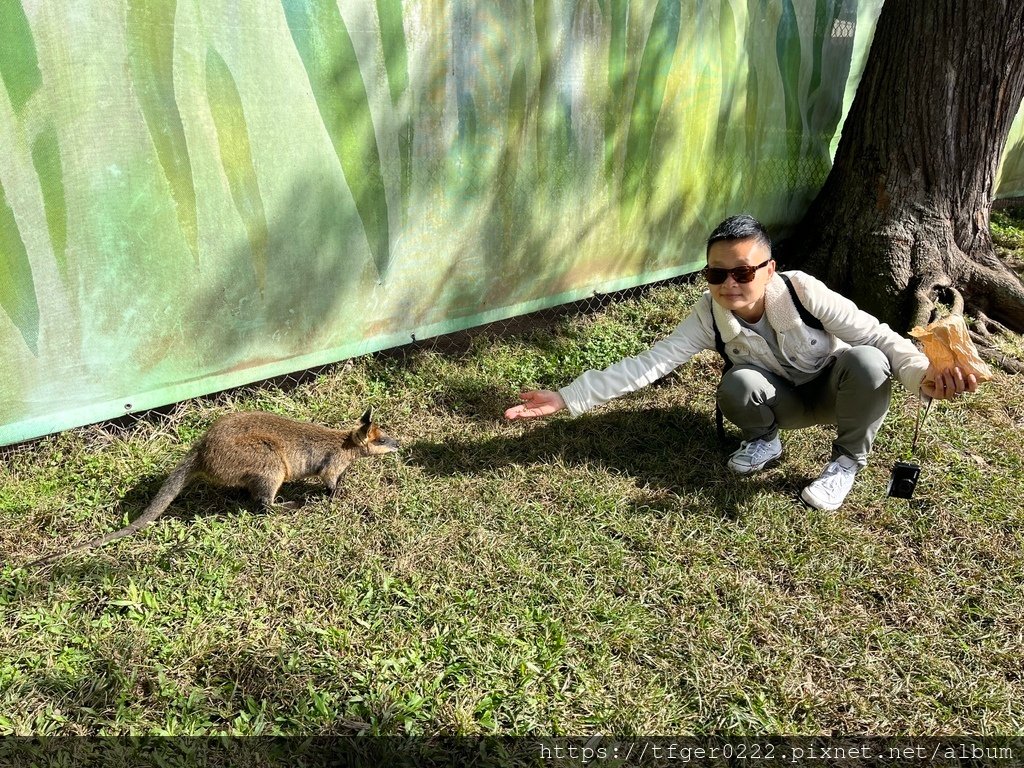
426, 376, 521, 422
406, 404, 805, 515
20, 473, 326, 577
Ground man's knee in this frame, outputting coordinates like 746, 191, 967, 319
836, 346, 891, 390
718, 365, 776, 407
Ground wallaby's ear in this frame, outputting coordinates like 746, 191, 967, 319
351, 407, 372, 445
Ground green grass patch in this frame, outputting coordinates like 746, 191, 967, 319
992, 207, 1024, 252
3, 258, 1024, 736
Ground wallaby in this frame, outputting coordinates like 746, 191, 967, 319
33, 408, 399, 564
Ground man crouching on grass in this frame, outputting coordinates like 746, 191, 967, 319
505, 214, 976, 511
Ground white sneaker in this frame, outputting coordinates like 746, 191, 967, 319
727, 435, 783, 474
800, 455, 860, 510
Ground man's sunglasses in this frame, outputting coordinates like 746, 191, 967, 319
702, 258, 773, 285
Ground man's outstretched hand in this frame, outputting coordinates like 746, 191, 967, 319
504, 389, 566, 420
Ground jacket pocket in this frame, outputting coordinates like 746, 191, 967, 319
778, 327, 834, 372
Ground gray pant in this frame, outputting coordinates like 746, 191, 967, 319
716, 346, 892, 466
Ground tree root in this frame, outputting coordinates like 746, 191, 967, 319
911, 293, 933, 328
980, 346, 1024, 375
972, 310, 1011, 337
964, 261, 1024, 333
911, 289, 935, 328
939, 285, 965, 316
969, 329, 990, 348
911, 281, 965, 326
968, 329, 1024, 374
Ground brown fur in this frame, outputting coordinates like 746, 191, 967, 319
33, 409, 398, 564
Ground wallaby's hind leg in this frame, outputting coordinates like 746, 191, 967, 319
322, 473, 339, 497
327, 475, 348, 499
245, 473, 285, 510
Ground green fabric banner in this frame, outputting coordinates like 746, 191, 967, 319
0, 0, 1020, 445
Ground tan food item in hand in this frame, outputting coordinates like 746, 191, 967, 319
908, 314, 994, 382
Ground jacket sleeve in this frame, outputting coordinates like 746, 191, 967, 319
792, 272, 930, 393
557, 294, 716, 416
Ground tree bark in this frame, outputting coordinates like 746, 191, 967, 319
782, 0, 1024, 335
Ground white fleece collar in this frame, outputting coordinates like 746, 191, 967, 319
711, 272, 803, 342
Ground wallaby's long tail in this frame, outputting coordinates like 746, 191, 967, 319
32, 450, 199, 566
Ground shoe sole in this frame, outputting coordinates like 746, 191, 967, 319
728, 453, 783, 475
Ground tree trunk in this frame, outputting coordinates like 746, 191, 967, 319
783, 0, 1024, 337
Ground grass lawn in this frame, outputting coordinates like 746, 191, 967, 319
2, 212, 1024, 738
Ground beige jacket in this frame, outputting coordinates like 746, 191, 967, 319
558, 271, 930, 417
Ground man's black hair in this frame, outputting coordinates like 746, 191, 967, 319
706, 214, 772, 256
